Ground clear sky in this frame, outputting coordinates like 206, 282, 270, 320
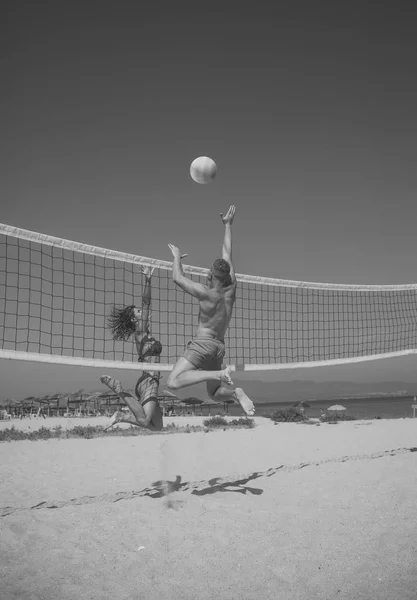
2, 3, 417, 400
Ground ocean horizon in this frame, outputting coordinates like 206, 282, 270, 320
226, 395, 417, 420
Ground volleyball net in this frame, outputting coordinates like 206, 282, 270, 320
1, 222, 417, 372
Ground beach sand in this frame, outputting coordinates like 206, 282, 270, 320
1, 417, 417, 600
0, 414, 256, 432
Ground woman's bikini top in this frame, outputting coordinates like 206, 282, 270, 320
138, 336, 162, 362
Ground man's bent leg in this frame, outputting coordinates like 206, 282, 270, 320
167, 357, 234, 391
206, 381, 255, 417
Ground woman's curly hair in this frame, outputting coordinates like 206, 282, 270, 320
107, 305, 136, 341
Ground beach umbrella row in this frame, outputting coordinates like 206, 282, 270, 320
2, 388, 224, 416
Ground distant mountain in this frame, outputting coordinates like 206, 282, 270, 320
41, 381, 417, 406
5, 379, 416, 406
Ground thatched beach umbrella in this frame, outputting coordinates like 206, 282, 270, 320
36, 394, 56, 416
22, 396, 39, 416
6, 398, 21, 414
157, 390, 179, 414
182, 397, 204, 406
97, 391, 123, 413
199, 398, 222, 416
23, 396, 36, 407
70, 390, 87, 405
44, 393, 65, 416
83, 391, 101, 413
158, 389, 178, 400
94, 391, 112, 413
220, 397, 236, 413
49, 394, 66, 415
182, 397, 207, 412
176, 400, 191, 414
45, 393, 74, 416
37, 395, 50, 405
66, 389, 88, 413
180, 397, 207, 415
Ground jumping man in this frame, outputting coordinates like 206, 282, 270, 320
167, 205, 255, 416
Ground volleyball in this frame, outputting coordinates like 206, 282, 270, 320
190, 156, 217, 184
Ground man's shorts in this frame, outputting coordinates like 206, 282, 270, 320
183, 337, 226, 370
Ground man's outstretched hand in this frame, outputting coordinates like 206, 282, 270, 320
220, 205, 236, 225
168, 244, 188, 261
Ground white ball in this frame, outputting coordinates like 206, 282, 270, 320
190, 156, 217, 184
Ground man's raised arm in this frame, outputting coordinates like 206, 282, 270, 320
220, 205, 236, 283
169, 244, 187, 284
168, 244, 208, 300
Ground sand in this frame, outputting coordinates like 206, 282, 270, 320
1, 417, 417, 600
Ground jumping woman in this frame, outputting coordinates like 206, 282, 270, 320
101, 265, 164, 431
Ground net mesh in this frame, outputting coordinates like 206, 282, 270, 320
1, 223, 417, 370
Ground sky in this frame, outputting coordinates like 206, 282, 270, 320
1, 3, 417, 400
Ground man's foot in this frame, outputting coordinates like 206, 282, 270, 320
234, 388, 255, 417
103, 410, 124, 431
100, 375, 124, 395
219, 366, 234, 387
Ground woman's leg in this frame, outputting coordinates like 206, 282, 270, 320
141, 399, 163, 430
100, 375, 163, 430
110, 405, 162, 431
135, 374, 163, 430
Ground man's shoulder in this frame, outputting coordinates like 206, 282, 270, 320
215, 282, 237, 298
197, 283, 211, 298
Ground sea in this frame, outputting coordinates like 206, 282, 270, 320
225, 395, 417, 420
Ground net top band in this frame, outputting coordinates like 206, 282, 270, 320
1, 222, 416, 292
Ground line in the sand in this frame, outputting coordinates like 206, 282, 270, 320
1, 446, 416, 518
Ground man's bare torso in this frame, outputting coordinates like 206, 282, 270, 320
196, 282, 236, 341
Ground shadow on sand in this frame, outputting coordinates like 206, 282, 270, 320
144, 473, 264, 499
